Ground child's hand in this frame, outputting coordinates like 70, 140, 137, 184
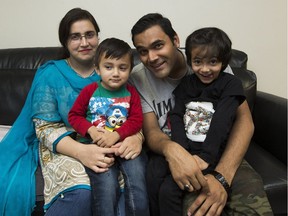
87, 126, 103, 143
96, 128, 120, 148
193, 155, 209, 170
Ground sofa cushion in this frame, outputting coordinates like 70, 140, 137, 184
0, 125, 10, 141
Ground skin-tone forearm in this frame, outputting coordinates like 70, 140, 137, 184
142, 112, 182, 155
215, 101, 254, 184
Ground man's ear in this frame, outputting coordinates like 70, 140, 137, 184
173, 34, 180, 48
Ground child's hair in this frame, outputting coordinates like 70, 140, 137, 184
185, 27, 232, 70
95, 37, 134, 69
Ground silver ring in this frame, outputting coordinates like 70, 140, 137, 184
184, 184, 190, 191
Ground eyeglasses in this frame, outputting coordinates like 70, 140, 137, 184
69, 31, 97, 43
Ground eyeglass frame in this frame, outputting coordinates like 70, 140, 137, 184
68, 31, 98, 43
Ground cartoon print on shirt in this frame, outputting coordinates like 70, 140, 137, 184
88, 96, 129, 130
105, 105, 128, 131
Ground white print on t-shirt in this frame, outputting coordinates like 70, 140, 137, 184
184, 101, 215, 142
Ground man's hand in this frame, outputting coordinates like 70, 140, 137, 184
187, 174, 228, 216
165, 143, 207, 191
193, 155, 209, 170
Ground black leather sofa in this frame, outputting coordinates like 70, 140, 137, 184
0, 47, 286, 215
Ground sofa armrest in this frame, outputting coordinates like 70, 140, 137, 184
252, 91, 287, 164
246, 91, 287, 214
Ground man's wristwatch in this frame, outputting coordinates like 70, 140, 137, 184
209, 170, 232, 197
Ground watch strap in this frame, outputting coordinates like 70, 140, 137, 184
209, 170, 231, 197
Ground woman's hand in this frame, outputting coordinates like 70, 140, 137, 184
56, 135, 116, 173
114, 132, 143, 160
76, 143, 116, 173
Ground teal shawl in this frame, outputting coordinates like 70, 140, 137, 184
0, 60, 100, 216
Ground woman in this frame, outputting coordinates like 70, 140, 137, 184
0, 8, 144, 216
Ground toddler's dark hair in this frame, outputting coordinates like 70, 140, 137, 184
185, 27, 232, 70
95, 38, 134, 69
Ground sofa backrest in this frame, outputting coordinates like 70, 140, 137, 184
0, 47, 63, 125
0, 47, 256, 125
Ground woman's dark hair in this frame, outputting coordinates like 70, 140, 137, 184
58, 8, 100, 58
131, 13, 177, 45
185, 27, 232, 70
94, 38, 134, 69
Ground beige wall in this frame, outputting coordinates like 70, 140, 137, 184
0, 0, 287, 98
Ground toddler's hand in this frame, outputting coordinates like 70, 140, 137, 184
96, 128, 120, 148
87, 126, 103, 143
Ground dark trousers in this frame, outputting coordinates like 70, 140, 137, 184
146, 153, 184, 216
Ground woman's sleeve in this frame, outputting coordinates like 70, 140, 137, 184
33, 118, 74, 153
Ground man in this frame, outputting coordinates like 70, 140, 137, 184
129, 13, 272, 216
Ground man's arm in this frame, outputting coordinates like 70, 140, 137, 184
143, 112, 207, 190
215, 100, 254, 184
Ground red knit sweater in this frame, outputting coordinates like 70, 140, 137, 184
68, 82, 143, 141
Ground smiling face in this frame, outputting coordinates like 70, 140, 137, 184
97, 53, 131, 91
133, 25, 181, 79
67, 20, 99, 64
191, 46, 223, 84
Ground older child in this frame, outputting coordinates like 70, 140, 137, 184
159, 27, 246, 215
68, 38, 149, 216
